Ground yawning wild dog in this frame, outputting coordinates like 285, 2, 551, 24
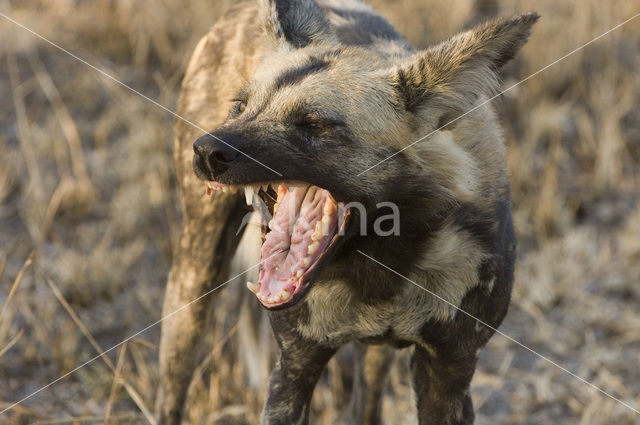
155, 1, 537, 424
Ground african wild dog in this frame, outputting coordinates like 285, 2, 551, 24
155, 0, 537, 424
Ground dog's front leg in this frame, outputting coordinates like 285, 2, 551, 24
411, 344, 477, 425
261, 319, 336, 425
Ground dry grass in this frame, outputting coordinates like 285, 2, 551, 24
1, 0, 639, 424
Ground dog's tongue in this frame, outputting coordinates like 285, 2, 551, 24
254, 184, 337, 306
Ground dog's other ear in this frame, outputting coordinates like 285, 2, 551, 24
391, 13, 538, 121
259, 0, 337, 49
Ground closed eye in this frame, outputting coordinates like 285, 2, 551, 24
289, 106, 345, 130
294, 112, 325, 130
297, 117, 318, 129
297, 116, 345, 131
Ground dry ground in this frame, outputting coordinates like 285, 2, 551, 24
0, 0, 639, 424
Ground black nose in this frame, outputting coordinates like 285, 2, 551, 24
193, 133, 241, 178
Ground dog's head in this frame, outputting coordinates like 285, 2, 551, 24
193, 0, 537, 309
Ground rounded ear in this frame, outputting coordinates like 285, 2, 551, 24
391, 13, 539, 115
259, 0, 338, 49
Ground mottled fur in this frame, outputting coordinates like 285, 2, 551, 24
156, 1, 536, 424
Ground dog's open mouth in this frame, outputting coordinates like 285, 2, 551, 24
205, 181, 349, 309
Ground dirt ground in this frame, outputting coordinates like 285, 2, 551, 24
1, 0, 639, 424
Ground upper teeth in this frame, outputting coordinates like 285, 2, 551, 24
217, 182, 303, 206
244, 187, 254, 205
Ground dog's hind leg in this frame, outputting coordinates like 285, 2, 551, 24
411, 345, 477, 425
347, 343, 395, 425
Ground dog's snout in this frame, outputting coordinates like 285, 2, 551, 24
193, 133, 241, 177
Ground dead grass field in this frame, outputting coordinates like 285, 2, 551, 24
0, 0, 639, 424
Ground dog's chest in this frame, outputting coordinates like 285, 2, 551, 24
295, 280, 446, 346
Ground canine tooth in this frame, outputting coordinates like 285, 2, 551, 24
246, 281, 259, 293
303, 257, 311, 267
286, 184, 295, 192
244, 187, 254, 205
296, 270, 303, 278
307, 241, 319, 255
279, 289, 290, 301
222, 186, 228, 193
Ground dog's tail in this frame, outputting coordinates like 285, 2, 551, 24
231, 212, 274, 389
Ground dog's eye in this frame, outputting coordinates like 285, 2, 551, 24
297, 115, 319, 129
231, 99, 247, 114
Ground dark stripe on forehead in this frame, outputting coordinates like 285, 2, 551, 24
273, 56, 330, 91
